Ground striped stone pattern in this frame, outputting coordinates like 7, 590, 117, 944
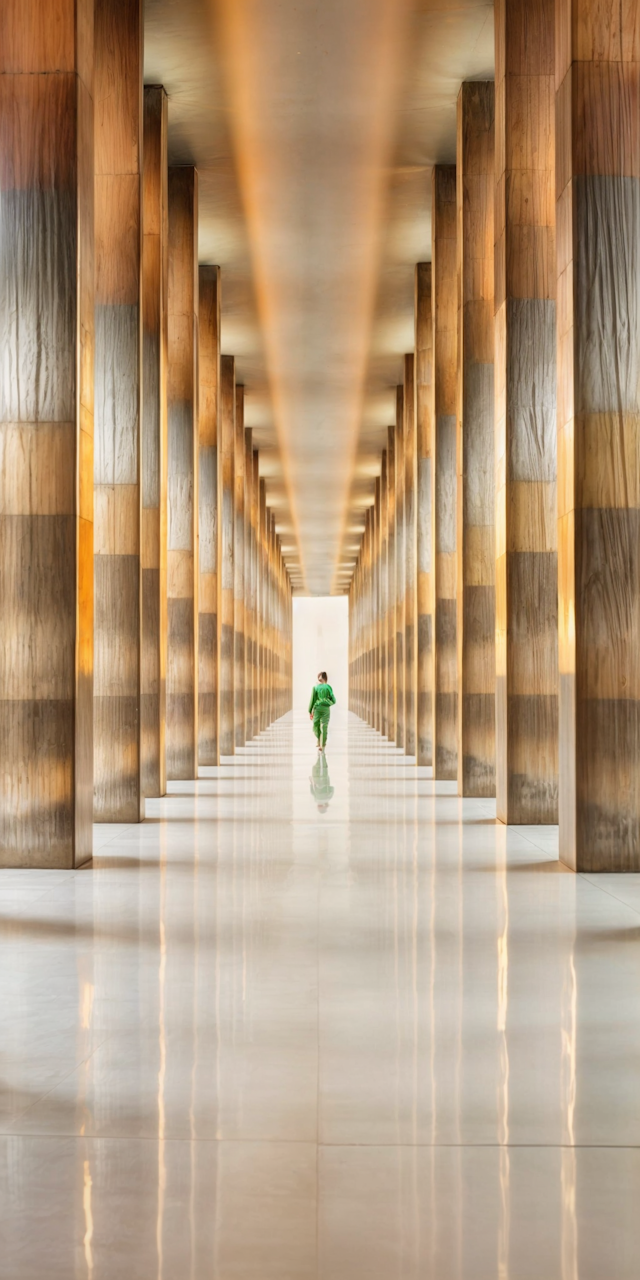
93, 0, 143, 822
219, 355, 235, 755
456, 81, 496, 798
404, 354, 417, 756
386, 423, 397, 740
394, 387, 405, 749
198, 265, 220, 766
166, 166, 199, 780
258, 480, 267, 731
374, 477, 383, 733
251, 450, 260, 737
415, 263, 434, 767
495, 0, 558, 823
557, 0, 640, 868
234, 385, 246, 747
141, 84, 168, 800
0, 0, 94, 866
432, 165, 458, 780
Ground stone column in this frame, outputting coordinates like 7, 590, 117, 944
259, 479, 268, 730
404, 354, 417, 756
432, 165, 458, 780
374, 477, 382, 732
244, 428, 254, 741
494, 0, 558, 822
386, 423, 397, 741
456, 81, 496, 797
141, 85, 168, 800
557, 0, 640, 869
416, 263, 434, 767
0, 0, 94, 866
198, 265, 220, 766
166, 166, 198, 780
94, 0, 143, 821
380, 451, 389, 738
395, 387, 405, 748
219, 354, 235, 755
252, 450, 260, 736
234, 385, 246, 746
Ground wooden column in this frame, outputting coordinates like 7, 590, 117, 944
374, 477, 382, 732
219, 354, 235, 755
234, 384, 246, 747
386, 423, 397, 741
259, 479, 268, 730
94, 0, 143, 821
495, 0, 558, 822
404, 354, 417, 756
251, 450, 260, 737
432, 165, 458, 780
141, 85, 168, 800
244, 429, 254, 741
0, 0, 94, 867
395, 388, 405, 748
416, 263, 434, 767
557, 0, 640, 868
166, 166, 198, 780
456, 82, 496, 797
198, 265, 220, 766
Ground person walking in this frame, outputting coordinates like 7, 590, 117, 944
308, 671, 336, 752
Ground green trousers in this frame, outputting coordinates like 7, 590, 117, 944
313, 706, 331, 747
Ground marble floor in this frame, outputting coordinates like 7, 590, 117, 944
1, 710, 640, 1277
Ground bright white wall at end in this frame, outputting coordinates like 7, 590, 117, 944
293, 596, 349, 712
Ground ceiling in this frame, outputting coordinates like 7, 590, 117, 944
145, 0, 494, 595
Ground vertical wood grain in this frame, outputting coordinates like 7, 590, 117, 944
93, 0, 143, 821
380, 450, 389, 738
252, 449, 260, 737
244, 429, 254, 740
557, 0, 640, 869
404, 354, 417, 756
495, 0, 558, 823
141, 85, 168, 800
387, 422, 397, 740
219, 354, 235, 755
395, 387, 405, 748
432, 165, 458, 779
166, 166, 198, 780
198, 264, 220, 766
456, 81, 496, 798
415, 262, 434, 766
0, 0, 94, 866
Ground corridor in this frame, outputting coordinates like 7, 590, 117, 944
1, 711, 639, 1278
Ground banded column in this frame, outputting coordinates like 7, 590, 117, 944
456, 81, 496, 797
495, 0, 558, 822
395, 388, 405, 748
380, 452, 389, 738
166, 166, 199, 780
219, 355, 235, 755
0, 0, 94, 866
557, 0, 640, 869
404, 355, 417, 756
416, 263, 434, 766
94, 0, 143, 821
141, 85, 168, 799
198, 265, 220, 766
386, 423, 397, 740
234, 385, 246, 747
432, 165, 458, 780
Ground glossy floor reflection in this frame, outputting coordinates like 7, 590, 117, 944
1, 710, 640, 1278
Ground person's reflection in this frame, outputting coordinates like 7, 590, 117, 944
309, 752, 334, 812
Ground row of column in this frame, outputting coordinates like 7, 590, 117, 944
350, 0, 640, 873
0, 0, 292, 868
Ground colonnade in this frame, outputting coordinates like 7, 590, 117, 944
0, 0, 292, 869
350, 0, 640, 874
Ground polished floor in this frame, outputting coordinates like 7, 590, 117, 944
1, 711, 640, 1277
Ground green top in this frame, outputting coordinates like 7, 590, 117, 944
308, 683, 336, 713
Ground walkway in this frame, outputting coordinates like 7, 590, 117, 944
1, 711, 639, 1277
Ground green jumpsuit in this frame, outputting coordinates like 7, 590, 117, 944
308, 682, 336, 747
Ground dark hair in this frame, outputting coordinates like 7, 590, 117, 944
318, 671, 328, 682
